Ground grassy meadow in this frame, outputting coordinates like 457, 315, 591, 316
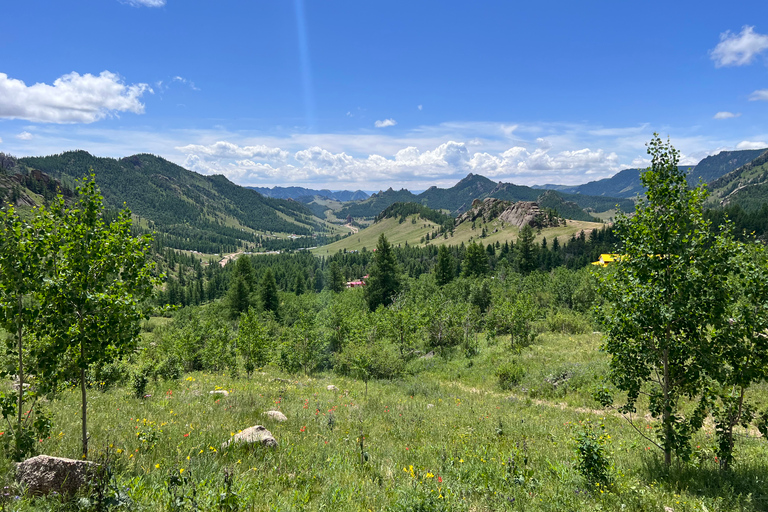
313, 214, 604, 256
2, 329, 767, 511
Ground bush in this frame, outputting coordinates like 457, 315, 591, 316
156, 354, 183, 381
90, 359, 130, 391
495, 361, 525, 390
544, 308, 591, 334
574, 420, 612, 487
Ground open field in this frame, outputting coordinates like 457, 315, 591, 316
313, 214, 604, 255
2, 330, 766, 511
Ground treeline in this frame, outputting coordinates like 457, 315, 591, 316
154, 225, 617, 308
376, 202, 454, 229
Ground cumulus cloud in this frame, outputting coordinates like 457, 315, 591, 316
175, 136, 622, 188
736, 140, 768, 150
713, 111, 741, 119
374, 118, 397, 128
0, 71, 150, 124
16, 131, 33, 140
176, 141, 289, 161
711, 26, 768, 67
749, 89, 768, 101
124, 0, 166, 7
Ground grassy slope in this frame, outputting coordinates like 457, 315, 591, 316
5, 331, 766, 511
313, 214, 604, 255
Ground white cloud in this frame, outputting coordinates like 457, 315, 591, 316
16, 131, 33, 140
175, 141, 289, 161
124, 0, 166, 7
0, 137, 3, 143
172, 76, 199, 91
374, 118, 397, 128
417, 105, 423, 111
711, 26, 768, 67
0, 71, 150, 124
736, 140, 768, 150
713, 111, 741, 119
749, 89, 768, 101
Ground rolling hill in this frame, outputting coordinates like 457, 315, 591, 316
536, 148, 767, 199
707, 149, 768, 211
13, 151, 339, 253
248, 185, 369, 202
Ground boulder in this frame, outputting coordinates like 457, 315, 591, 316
16, 455, 98, 496
222, 425, 277, 450
419, 351, 435, 359
263, 410, 287, 422
209, 390, 229, 397
327, 385, 338, 392
427, 404, 435, 409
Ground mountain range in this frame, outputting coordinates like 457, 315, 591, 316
333, 173, 635, 222
536, 148, 767, 199
248, 186, 369, 202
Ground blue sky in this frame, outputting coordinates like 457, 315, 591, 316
1, 0, 767, 190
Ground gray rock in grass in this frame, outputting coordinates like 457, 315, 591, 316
263, 410, 287, 422
221, 425, 277, 450
16, 455, 98, 496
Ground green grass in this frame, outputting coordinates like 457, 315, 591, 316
313, 215, 604, 256
2, 331, 767, 510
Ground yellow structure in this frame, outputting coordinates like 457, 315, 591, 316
592, 254, 619, 267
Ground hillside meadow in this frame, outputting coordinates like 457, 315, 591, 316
1, 319, 767, 511
312, 214, 603, 256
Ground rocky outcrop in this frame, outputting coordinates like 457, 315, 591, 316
221, 425, 278, 450
16, 455, 98, 496
498, 201, 547, 229
455, 197, 558, 229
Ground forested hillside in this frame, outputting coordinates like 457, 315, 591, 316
17, 151, 329, 253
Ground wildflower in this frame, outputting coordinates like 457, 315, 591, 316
155, 464, 160, 469
438, 476, 443, 483
179, 468, 184, 474
184, 433, 189, 437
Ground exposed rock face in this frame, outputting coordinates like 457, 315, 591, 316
498, 201, 547, 229
221, 425, 277, 450
16, 455, 98, 496
263, 410, 287, 422
454, 197, 558, 230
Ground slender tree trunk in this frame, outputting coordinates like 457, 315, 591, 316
662, 346, 672, 467
81, 339, 88, 459
17, 295, 23, 426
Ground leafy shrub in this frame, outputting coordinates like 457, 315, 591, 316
156, 354, 183, 381
495, 361, 525, 390
574, 420, 611, 486
544, 308, 591, 334
90, 359, 130, 391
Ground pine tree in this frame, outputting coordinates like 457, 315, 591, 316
462, 241, 488, 278
434, 244, 455, 286
259, 268, 280, 318
365, 234, 401, 311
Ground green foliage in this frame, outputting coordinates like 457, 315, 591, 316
236, 309, 273, 373
596, 135, 768, 467
278, 313, 325, 374
0, 390, 51, 461
327, 261, 345, 293
495, 361, 525, 390
258, 268, 280, 318
434, 245, 455, 286
365, 234, 401, 311
461, 241, 488, 278
574, 420, 612, 487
